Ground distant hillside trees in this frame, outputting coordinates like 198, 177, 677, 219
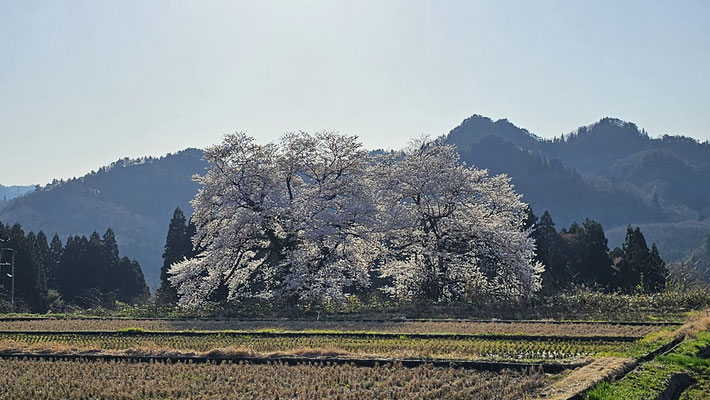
168, 133, 542, 307
156, 207, 196, 305
685, 233, 710, 282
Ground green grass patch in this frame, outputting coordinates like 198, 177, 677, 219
586, 332, 710, 400
586, 361, 683, 400
671, 331, 710, 358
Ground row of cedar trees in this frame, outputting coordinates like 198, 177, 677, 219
0, 222, 148, 312
530, 210, 668, 294
156, 206, 669, 306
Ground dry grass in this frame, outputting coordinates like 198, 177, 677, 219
0, 332, 633, 361
676, 309, 710, 337
633, 309, 710, 348
0, 358, 545, 399
0, 318, 662, 337
0, 315, 690, 399
0, 340, 353, 360
536, 357, 633, 400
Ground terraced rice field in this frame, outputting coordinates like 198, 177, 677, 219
0, 331, 637, 361
0, 359, 545, 400
0, 317, 664, 337
0, 317, 689, 399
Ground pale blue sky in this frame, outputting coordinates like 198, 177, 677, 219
1, 0, 709, 185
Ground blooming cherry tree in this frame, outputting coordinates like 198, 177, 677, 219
375, 138, 543, 301
169, 132, 380, 306
170, 133, 543, 306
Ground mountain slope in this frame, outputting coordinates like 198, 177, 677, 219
0, 184, 34, 205
453, 135, 662, 229
0, 149, 207, 287
445, 115, 710, 258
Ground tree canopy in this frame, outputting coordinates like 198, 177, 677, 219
169, 132, 543, 306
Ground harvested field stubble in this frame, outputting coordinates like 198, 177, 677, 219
0, 358, 545, 400
0, 332, 634, 361
0, 318, 663, 337
0, 317, 683, 399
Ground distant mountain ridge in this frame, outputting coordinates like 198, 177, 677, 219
1, 116, 708, 289
0, 184, 34, 202
444, 115, 710, 259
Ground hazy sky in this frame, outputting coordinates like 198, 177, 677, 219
1, 0, 709, 185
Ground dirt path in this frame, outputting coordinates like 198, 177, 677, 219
535, 357, 632, 399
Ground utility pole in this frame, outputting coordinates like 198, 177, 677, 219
0, 239, 14, 312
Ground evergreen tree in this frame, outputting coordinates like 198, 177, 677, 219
647, 243, 667, 292
616, 226, 666, 293
56, 235, 87, 304
609, 246, 624, 261
567, 222, 582, 235
85, 231, 106, 292
561, 219, 613, 289
35, 231, 50, 281
55, 230, 149, 307
581, 219, 614, 287
48, 234, 63, 289
115, 256, 149, 303
533, 211, 570, 293
522, 205, 536, 231
101, 228, 121, 291
617, 226, 646, 292
156, 207, 194, 305
0, 224, 48, 312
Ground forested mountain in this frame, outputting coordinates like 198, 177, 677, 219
0, 149, 207, 288
1, 116, 708, 290
445, 115, 710, 259
0, 185, 34, 207
453, 135, 661, 229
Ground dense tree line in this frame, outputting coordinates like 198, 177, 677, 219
158, 205, 670, 308
530, 210, 668, 294
0, 222, 148, 312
